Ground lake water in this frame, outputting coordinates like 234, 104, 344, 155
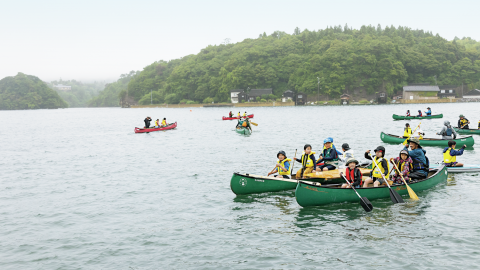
1, 103, 480, 269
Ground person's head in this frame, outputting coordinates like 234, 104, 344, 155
460, 114, 464, 119
163, 118, 166, 120
323, 138, 333, 148
407, 110, 410, 112
157, 119, 159, 121
408, 137, 421, 150
277, 150, 287, 160
417, 129, 424, 135
400, 150, 409, 160
304, 144, 312, 154
444, 120, 451, 127
405, 123, 410, 128
448, 140, 456, 149
374, 146, 385, 158
346, 158, 358, 169
427, 107, 431, 110
342, 143, 350, 152
418, 110, 421, 112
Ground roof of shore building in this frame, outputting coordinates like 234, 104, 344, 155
403, 85, 440, 92
230, 89, 244, 93
248, 88, 273, 96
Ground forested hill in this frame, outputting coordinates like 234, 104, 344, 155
0, 73, 68, 110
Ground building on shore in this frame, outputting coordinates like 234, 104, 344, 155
437, 88, 456, 99
53, 84, 71, 91
282, 90, 294, 102
463, 89, 480, 99
247, 88, 272, 102
340, 94, 350, 105
230, 89, 244, 103
295, 92, 307, 105
376, 91, 387, 104
402, 84, 440, 100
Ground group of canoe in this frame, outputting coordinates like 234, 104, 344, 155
222, 111, 256, 135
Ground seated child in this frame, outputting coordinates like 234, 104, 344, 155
341, 158, 362, 188
363, 146, 390, 188
295, 144, 316, 178
443, 141, 466, 167
390, 150, 413, 184
267, 151, 292, 179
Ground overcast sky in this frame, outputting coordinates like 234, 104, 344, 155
1, 0, 479, 82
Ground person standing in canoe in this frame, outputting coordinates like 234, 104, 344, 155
341, 158, 362, 189
443, 141, 466, 167
425, 107, 432, 116
437, 120, 457, 140
403, 123, 413, 138
295, 144, 316, 178
339, 143, 355, 164
417, 110, 422, 117
363, 146, 390, 188
229, 111, 233, 118
161, 118, 167, 127
458, 114, 470, 129
403, 137, 429, 180
144, 116, 152, 128
390, 150, 413, 184
406, 110, 411, 117
316, 138, 339, 171
268, 151, 292, 179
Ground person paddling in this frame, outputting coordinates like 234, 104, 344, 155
144, 116, 152, 128
295, 144, 316, 178
243, 111, 247, 118
443, 141, 466, 167
458, 114, 470, 129
403, 137, 429, 180
268, 151, 292, 179
417, 110, 422, 117
390, 150, 413, 184
229, 111, 233, 118
363, 146, 390, 188
425, 107, 432, 116
406, 110, 411, 117
161, 118, 167, 127
154, 119, 160, 128
403, 123, 412, 138
237, 111, 241, 119
341, 158, 362, 189
437, 120, 457, 140
316, 138, 339, 171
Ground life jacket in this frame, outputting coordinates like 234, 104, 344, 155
242, 121, 247, 127
301, 151, 316, 168
406, 112, 410, 116
419, 134, 424, 140
403, 127, 412, 137
372, 157, 390, 178
395, 159, 412, 174
460, 118, 468, 127
238, 113, 241, 118
444, 127, 453, 136
155, 120, 159, 126
161, 120, 167, 126
323, 147, 339, 165
412, 155, 429, 171
418, 112, 422, 116
243, 113, 246, 117
277, 158, 292, 175
443, 148, 456, 164
345, 167, 361, 185
426, 110, 431, 116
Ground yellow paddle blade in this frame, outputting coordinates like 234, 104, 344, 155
250, 121, 258, 126
406, 185, 419, 200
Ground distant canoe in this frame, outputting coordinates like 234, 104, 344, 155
134, 122, 177, 133
236, 126, 252, 135
380, 132, 475, 147
392, 114, 443, 120
454, 127, 480, 135
223, 114, 254, 120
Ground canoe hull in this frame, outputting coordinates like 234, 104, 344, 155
454, 127, 480, 135
380, 132, 475, 147
236, 126, 252, 135
430, 164, 480, 173
295, 166, 448, 207
223, 114, 254, 120
134, 122, 177, 133
392, 114, 443, 120
231, 173, 298, 195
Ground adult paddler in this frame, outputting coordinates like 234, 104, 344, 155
229, 111, 233, 118
403, 123, 412, 138
403, 137, 429, 180
144, 116, 152, 128
425, 107, 432, 116
458, 114, 470, 129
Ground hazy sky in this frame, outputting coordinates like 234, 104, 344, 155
2, 0, 479, 82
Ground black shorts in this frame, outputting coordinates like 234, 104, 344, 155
275, 175, 290, 179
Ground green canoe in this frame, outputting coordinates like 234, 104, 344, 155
295, 166, 448, 207
454, 127, 480, 135
392, 114, 443, 120
380, 132, 475, 147
231, 173, 299, 195
235, 126, 252, 135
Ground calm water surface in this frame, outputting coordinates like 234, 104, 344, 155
1, 103, 480, 269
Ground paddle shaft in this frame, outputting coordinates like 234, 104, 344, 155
402, 122, 422, 145
390, 160, 409, 186
290, 149, 298, 177
340, 173, 363, 199
390, 159, 419, 200
369, 153, 394, 189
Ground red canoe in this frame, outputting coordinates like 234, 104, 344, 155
134, 122, 177, 133
222, 114, 254, 120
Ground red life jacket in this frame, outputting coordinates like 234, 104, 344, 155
345, 167, 361, 185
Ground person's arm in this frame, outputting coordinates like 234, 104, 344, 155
437, 126, 445, 135
381, 159, 388, 175
364, 151, 373, 160
451, 146, 466, 156
268, 168, 278, 176
295, 157, 302, 163
322, 150, 339, 161
311, 155, 317, 170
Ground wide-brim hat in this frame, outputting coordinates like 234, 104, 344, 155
459, 114, 464, 117
346, 158, 358, 165
277, 150, 287, 158
427, 107, 431, 109
407, 137, 422, 147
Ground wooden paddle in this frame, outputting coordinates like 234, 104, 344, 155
369, 153, 404, 204
250, 121, 258, 126
290, 149, 297, 177
390, 158, 419, 200
340, 172, 373, 212
401, 122, 422, 146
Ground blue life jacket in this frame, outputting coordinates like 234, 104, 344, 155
445, 127, 452, 136
412, 156, 429, 171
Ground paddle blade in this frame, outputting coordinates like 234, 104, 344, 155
360, 197, 373, 212
406, 185, 419, 200
250, 121, 258, 126
389, 189, 405, 204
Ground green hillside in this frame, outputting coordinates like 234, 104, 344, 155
0, 73, 68, 110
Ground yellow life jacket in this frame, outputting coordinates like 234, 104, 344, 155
419, 134, 424, 140
277, 158, 292, 175
238, 113, 241, 118
301, 151, 316, 168
161, 120, 167, 126
243, 113, 246, 117
460, 118, 468, 126
155, 120, 159, 126
403, 127, 412, 137
372, 157, 390, 178
443, 148, 456, 164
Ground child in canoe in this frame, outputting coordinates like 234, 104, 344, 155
267, 151, 292, 179
363, 146, 390, 188
390, 150, 413, 184
315, 138, 339, 171
341, 158, 362, 188
295, 144, 316, 178
443, 140, 467, 167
